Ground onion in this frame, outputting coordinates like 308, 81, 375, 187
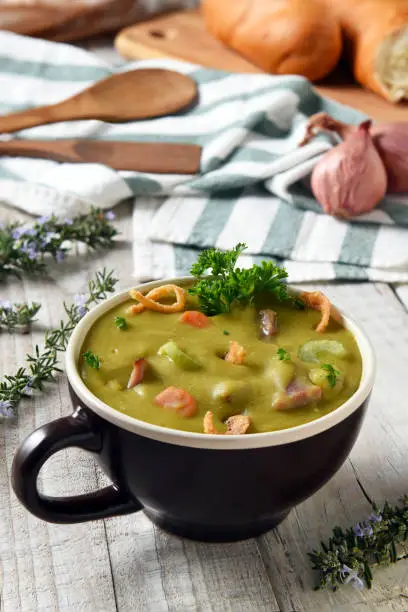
310, 121, 387, 218
301, 112, 408, 193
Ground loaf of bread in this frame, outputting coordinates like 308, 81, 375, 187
202, 0, 408, 102
201, 0, 343, 82
327, 0, 408, 102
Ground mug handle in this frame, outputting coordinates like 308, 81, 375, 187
11, 408, 142, 523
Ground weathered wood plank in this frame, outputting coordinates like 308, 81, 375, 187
0, 202, 136, 612
258, 282, 408, 611
104, 510, 280, 612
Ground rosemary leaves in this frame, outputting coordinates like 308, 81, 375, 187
0, 269, 117, 417
0, 208, 117, 281
310, 498, 408, 591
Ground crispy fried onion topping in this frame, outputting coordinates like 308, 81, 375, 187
299, 290, 343, 333
203, 411, 251, 435
128, 284, 187, 314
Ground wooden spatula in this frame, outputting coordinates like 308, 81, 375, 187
0, 69, 198, 134
0, 140, 201, 174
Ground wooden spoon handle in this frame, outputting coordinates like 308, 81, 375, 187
0, 139, 202, 174
0, 104, 65, 134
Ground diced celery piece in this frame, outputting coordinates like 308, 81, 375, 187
158, 340, 201, 370
299, 340, 347, 363
265, 360, 295, 392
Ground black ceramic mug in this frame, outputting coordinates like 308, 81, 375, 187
12, 279, 375, 542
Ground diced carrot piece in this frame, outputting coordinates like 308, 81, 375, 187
127, 358, 147, 389
179, 310, 211, 328
225, 340, 246, 365
155, 386, 197, 417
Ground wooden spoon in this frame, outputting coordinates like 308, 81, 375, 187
0, 139, 202, 174
0, 69, 198, 134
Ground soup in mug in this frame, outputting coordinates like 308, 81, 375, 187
79, 279, 362, 435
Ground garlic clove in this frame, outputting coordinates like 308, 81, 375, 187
311, 120, 387, 218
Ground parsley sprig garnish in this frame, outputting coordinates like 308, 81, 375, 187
277, 348, 291, 361
189, 243, 294, 316
114, 316, 127, 330
321, 363, 340, 388
83, 350, 101, 369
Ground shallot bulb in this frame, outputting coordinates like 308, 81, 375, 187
301, 113, 408, 193
311, 121, 387, 218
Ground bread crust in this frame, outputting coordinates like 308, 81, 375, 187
202, 0, 343, 82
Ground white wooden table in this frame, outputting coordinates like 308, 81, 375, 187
1, 38, 408, 612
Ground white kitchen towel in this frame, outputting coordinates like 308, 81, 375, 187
0, 31, 408, 286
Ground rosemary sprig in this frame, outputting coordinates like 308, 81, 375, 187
0, 208, 117, 281
309, 497, 408, 591
0, 301, 41, 333
0, 269, 117, 418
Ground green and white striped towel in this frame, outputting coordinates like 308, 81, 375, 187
0, 31, 408, 290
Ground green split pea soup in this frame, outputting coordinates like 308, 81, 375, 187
79, 288, 362, 435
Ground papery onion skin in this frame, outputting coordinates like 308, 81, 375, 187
311, 121, 387, 218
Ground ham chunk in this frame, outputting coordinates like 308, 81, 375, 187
259, 309, 278, 339
127, 358, 147, 388
203, 411, 251, 435
273, 379, 322, 411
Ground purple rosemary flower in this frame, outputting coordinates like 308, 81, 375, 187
354, 522, 373, 538
104, 211, 115, 221
21, 244, 38, 261
55, 250, 65, 263
23, 228, 37, 237
368, 512, 382, 523
37, 215, 51, 225
340, 565, 365, 590
63, 218, 73, 225
0, 399, 13, 418
74, 294, 88, 318
354, 524, 365, 538
0, 300, 12, 311
11, 227, 25, 240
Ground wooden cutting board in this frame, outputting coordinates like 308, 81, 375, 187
115, 9, 408, 122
